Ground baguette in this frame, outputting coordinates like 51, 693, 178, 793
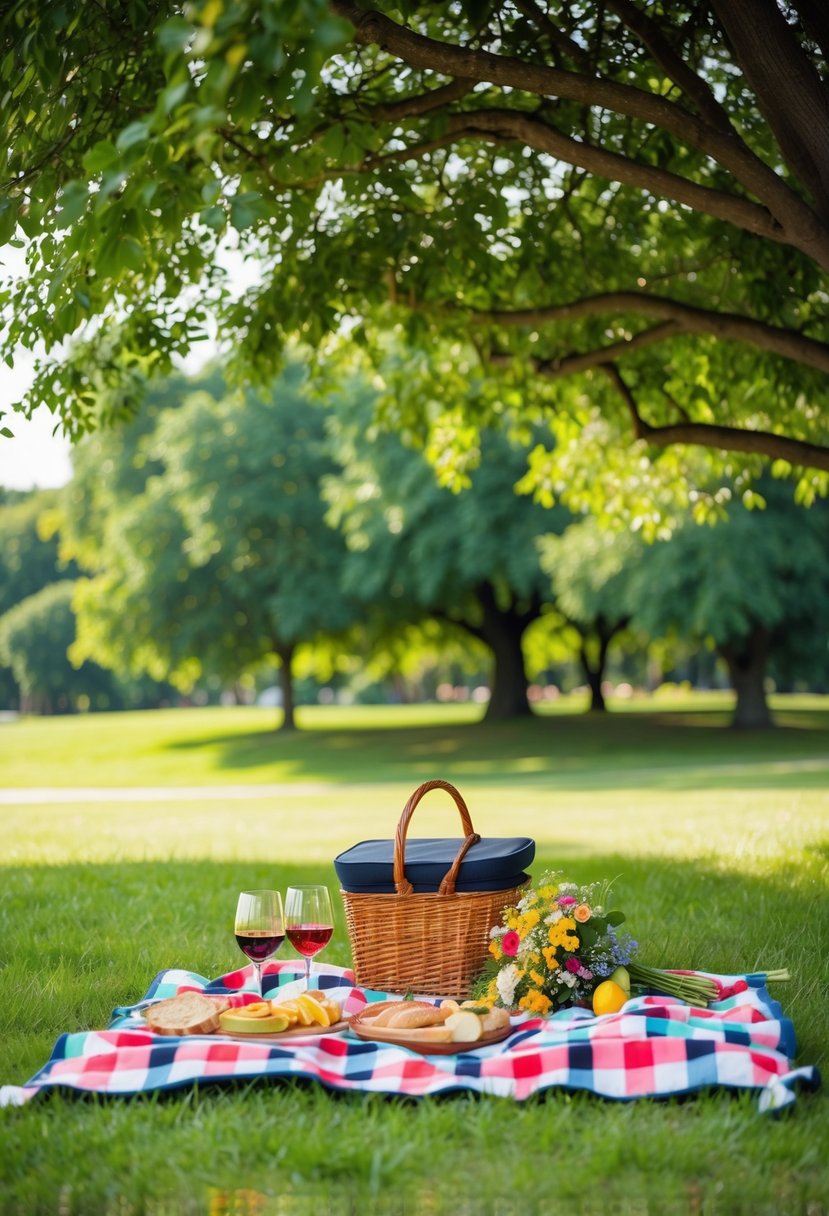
144, 993, 230, 1036
364, 1002, 417, 1028
386, 1006, 448, 1030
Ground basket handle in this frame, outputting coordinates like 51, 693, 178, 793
394, 779, 481, 896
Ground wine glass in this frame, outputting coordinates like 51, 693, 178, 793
285, 885, 334, 991
234, 890, 284, 998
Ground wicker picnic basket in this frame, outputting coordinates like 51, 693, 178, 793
336, 779, 533, 998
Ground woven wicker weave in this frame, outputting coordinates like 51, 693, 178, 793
340, 779, 526, 998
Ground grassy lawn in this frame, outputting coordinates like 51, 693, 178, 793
1, 696, 828, 1215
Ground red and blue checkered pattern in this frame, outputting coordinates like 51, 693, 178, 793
5, 963, 819, 1112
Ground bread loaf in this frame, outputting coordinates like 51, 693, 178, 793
144, 993, 230, 1036
386, 1005, 448, 1030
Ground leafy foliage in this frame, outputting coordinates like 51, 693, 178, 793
0, 579, 118, 711
2, 0, 828, 510
61, 365, 357, 723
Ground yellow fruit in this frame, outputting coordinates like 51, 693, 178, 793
268, 1002, 299, 1026
592, 980, 628, 1016
295, 993, 331, 1027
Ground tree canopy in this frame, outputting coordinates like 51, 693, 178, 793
324, 379, 569, 715
61, 365, 357, 727
626, 478, 829, 727
2, 1, 828, 508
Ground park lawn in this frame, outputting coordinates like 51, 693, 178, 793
0, 698, 828, 1215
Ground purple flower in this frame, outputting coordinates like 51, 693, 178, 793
565, 957, 581, 973
579, 967, 594, 981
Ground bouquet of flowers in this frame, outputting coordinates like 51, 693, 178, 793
473, 871, 733, 1014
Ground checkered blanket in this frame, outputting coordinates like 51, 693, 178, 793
1, 962, 819, 1113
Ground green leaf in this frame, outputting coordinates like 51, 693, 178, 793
158, 16, 193, 54
116, 121, 152, 153
58, 180, 89, 226
229, 191, 267, 231
83, 141, 120, 175
0, 198, 18, 244
605, 910, 626, 927
200, 205, 226, 231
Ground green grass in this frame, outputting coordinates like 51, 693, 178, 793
1, 696, 828, 1215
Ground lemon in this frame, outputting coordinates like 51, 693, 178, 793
295, 993, 331, 1027
592, 980, 628, 1016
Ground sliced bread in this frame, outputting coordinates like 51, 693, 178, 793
144, 992, 230, 1036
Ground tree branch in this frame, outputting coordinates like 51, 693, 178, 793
605, 0, 735, 134
329, 0, 828, 259
362, 77, 474, 122
453, 108, 786, 244
519, 321, 686, 377
602, 362, 829, 471
465, 289, 829, 375
710, 0, 829, 219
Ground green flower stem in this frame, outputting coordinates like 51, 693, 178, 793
628, 964, 791, 1007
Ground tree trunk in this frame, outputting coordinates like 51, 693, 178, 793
484, 617, 533, 720
277, 641, 297, 731
583, 660, 606, 712
720, 626, 774, 729
471, 583, 537, 721
578, 617, 626, 712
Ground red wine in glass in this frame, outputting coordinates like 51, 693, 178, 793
286, 924, 333, 957
285, 886, 334, 989
236, 930, 286, 963
234, 890, 284, 997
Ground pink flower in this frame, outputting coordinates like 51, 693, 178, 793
501, 930, 521, 957
558, 895, 577, 906
565, 957, 581, 973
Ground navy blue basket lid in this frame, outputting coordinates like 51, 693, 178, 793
334, 779, 535, 894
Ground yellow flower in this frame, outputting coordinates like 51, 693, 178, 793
530, 969, 545, 987
559, 916, 576, 932
539, 886, 558, 900
562, 933, 580, 951
518, 909, 540, 935
488, 939, 502, 961
519, 989, 553, 1015
542, 947, 560, 970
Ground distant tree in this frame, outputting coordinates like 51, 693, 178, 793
325, 384, 568, 718
0, 580, 118, 713
538, 520, 643, 711
627, 482, 829, 728
0, 489, 75, 707
63, 366, 357, 729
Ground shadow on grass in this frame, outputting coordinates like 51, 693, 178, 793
162, 707, 829, 792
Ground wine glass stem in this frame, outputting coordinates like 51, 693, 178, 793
253, 960, 262, 998
304, 955, 311, 991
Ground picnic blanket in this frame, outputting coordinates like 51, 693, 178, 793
2, 962, 819, 1114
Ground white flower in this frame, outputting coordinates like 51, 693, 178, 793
496, 964, 521, 1007
561, 972, 577, 988
489, 926, 504, 939
545, 910, 563, 925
